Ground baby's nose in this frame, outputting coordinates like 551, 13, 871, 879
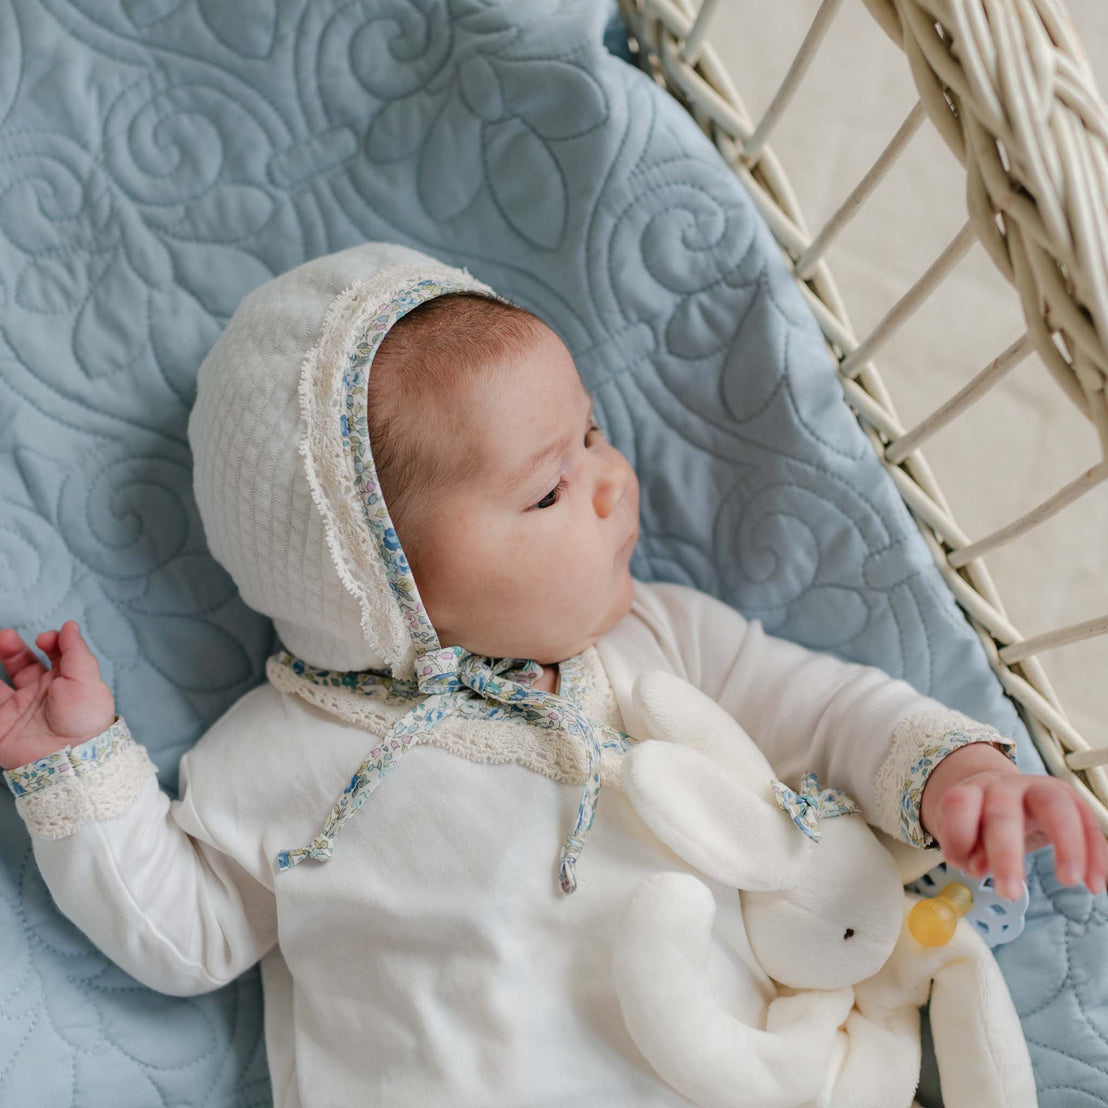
593, 455, 631, 518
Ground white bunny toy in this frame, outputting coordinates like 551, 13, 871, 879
613, 670, 1037, 1108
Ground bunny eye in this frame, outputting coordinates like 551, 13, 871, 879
843, 928, 855, 940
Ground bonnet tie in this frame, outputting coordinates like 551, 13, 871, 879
275, 645, 630, 893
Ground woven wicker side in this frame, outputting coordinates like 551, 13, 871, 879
861, 0, 1108, 448
617, 0, 1108, 831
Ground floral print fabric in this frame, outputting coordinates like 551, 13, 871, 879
339, 277, 476, 658
274, 647, 631, 892
769, 771, 861, 843
2, 717, 132, 798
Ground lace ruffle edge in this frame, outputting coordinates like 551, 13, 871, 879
3, 718, 158, 839
265, 646, 629, 794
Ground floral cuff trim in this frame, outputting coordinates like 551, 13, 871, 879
875, 708, 1017, 849
2, 716, 158, 840
3, 717, 134, 797
1, 717, 138, 797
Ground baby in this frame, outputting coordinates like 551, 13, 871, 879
0, 242, 1103, 1107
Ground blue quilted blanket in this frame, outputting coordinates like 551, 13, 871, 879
0, 1, 1105, 1104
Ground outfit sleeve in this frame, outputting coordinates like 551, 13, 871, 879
643, 582, 1016, 848
2, 716, 278, 998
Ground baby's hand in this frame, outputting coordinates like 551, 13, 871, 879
0, 621, 116, 771
921, 743, 1108, 900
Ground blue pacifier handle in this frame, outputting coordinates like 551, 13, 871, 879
906, 859, 1029, 948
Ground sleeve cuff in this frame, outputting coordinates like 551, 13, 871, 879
2, 717, 159, 839
874, 707, 1017, 849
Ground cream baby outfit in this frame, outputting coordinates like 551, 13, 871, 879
3, 243, 1016, 1108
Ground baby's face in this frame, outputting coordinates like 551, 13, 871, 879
399, 322, 639, 664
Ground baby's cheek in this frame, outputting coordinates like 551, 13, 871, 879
532, 549, 589, 607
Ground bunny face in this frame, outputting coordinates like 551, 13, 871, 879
741, 814, 904, 989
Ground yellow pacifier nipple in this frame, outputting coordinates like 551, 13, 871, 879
908, 881, 974, 946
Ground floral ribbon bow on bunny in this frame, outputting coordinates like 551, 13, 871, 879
770, 772, 860, 843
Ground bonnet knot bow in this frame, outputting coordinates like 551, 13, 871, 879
769, 771, 860, 843
416, 646, 544, 697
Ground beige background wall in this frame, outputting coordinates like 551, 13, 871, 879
708, 1, 1108, 753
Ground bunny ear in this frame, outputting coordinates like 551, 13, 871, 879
624, 739, 808, 892
631, 670, 776, 795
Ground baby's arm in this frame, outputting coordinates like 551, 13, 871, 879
639, 582, 1107, 893
0, 622, 276, 997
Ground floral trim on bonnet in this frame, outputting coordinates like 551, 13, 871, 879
338, 280, 461, 659
274, 278, 631, 894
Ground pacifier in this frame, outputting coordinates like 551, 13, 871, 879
906, 860, 1029, 948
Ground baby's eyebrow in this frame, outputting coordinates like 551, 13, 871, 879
512, 399, 594, 488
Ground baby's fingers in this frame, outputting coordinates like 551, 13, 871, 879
1076, 792, 1108, 895
966, 842, 988, 878
983, 785, 1026, 900
935, 783, 984, 869
54, 621, 102, 686
0, 629, 47, 689
1026, 781, 1087, 889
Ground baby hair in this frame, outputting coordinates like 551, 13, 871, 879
367, 291, 544, 538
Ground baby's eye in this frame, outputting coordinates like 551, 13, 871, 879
531, 478, 567, 511
585, 421, 601, 446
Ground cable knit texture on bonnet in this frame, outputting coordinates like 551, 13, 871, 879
189, 242, 472, 675
188, 242, 630, 893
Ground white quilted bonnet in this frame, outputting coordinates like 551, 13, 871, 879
187, 241, 501, 678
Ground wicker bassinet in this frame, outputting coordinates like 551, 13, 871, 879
1, 2, 1106, 1105
617, 0, 1108, 831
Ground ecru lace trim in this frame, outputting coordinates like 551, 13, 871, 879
14, 741, 159, 840
874, 707, 1015, 848
265, 645, 629, 794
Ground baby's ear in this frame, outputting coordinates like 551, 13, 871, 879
631, 670, 776, 790
624, 740, 807, 892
